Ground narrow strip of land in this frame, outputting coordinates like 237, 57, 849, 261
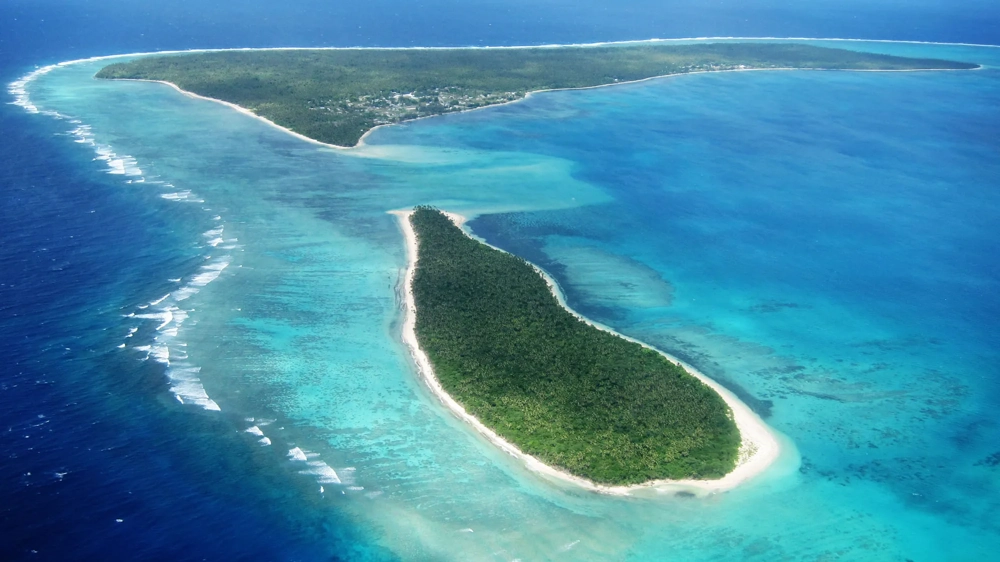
95, 43, 978, 147
393, 208, 780, 493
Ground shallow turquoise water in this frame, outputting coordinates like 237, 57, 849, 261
19, 41, 1000, 559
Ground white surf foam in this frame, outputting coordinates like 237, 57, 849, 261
125, 276, 224, 412
203, 226, 224, 238
171, 256, 232, 302
559, 540, 581, 552
167, 364, 221, 411
7, 64, 59, 113
132, 308, 172, 331
337, 466, 357, 486
134, 252, 234, 412
286, 447, 343, 484
91, 144, 143, 177
160, 191, 194, 201
148, 344, 170, 364
303, 461, 342, 484
245, 426, 264, 436
203, 226, 229, 248
12, 61, 242, 419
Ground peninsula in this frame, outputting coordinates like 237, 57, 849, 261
95, 43, 978, 147
401, 207, 754, 487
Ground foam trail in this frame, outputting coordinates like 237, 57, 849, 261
286, 447, 343, 484
145, 308, 173, 331
559, 540, 581, 552
338, 467, 357, 486
13, 62, 241, 417
137, 257, 231, 410
7, 64, 60, 113
168, 365, 221, 411
148, 344, 170, 364
303, 461, 342, 484
160, 190, 204, 203
160, 308, 187, 337
92, 145, 143, 177
204, 225, 225, 247
191, 262, 229, 285
173, 256, 232, 301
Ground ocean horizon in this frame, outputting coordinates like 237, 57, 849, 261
2, 2, 999, 560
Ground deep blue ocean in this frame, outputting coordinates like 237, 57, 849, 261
2, 2, 999, 561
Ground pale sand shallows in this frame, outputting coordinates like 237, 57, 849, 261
109, 61, 978, 154
391, 209, 782, 496
11, 38, 983, 121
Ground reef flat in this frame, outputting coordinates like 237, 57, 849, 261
95, 43, 977, 147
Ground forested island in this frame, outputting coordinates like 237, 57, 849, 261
95, 43, 978, 147
408, 207, 741, 485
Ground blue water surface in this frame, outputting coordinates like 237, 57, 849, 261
2, 1, 999, 561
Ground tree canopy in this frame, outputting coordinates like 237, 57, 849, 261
410, 207, 741, 485
97, 43, 977, 147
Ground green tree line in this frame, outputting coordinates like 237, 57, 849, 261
410, 207, 741, 485
96, 43, 976, 147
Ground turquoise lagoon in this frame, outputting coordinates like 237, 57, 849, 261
18, 40, 1000, 560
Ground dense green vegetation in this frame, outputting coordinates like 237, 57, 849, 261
409, 207, 741, 485
96, 43, 977, 147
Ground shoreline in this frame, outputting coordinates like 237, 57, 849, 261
13, 36, 1000, 71
100, 62, 979, 153
10, 38, 983, 151
390, 209, 782, 496
114, 79, 341, 151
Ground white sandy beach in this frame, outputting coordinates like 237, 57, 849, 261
10, 36, 985, 121
76, 40, 980, 155
115, 60, 977, 155
390, 209, 781, 496
15, 38, 965, 493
